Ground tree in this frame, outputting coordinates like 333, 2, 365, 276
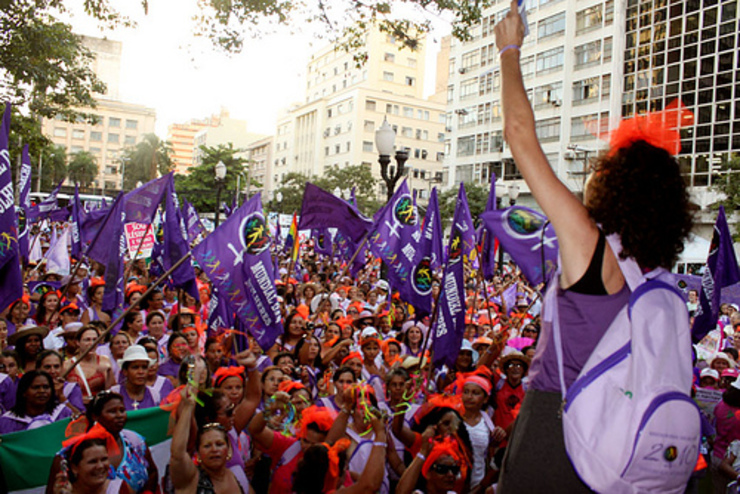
120, 133, 173, 190
67, 151, 98, 188
174, 143, 247, 213
39, 145, 68, 191
438, 181, 490, 230
267, 171, 310, 215
314, 164, 383, 216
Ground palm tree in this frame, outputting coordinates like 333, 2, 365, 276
120, 133, 173, 190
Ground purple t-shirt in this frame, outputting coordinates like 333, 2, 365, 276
528, 284, 630, 392
110, 385, 158, 411
0, 404, 72, 434
157, 358, 180, 379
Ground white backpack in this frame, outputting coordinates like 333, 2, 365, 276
546, 235, 701, 494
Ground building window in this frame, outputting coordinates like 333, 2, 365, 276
605, 0, 614, 25
574, 40, 602, 68
461, 50, 480, 71
447, 85, 454, 103
70, 146, 83, 153
520, 56, 535, 79
88, 131, 102, 142
403, 107, 414, 118
72, 129, 85, 139
576, 5, 603, 34
460, 78, 479, 99
383, 71, 394, 81
407, 57, 417, 67
124, 135, 136, 145
402, 127, 413, 138
366, 99, 376, 111
125, 120, 138, 130
603, 37, 613, 62
108, 117, 121, 127
457, 136, 475, 157
108, 133, 119, 144
536, 46, 564, 73
538, 12, 566, 39
571, 113, 598, 140
363, 141, 374, 152
89, 147, 101, 154
53, 128, 67, 138
364, 120, 374, 132
405, 76, 416, 86
536, 118, 561, 142
535, 82, 563, 108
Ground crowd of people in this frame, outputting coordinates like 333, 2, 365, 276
0, 4, 731, 493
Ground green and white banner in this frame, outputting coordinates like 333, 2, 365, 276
0, 407, 172, 493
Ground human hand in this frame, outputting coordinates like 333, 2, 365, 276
235, 349, 257, 370
492, 426, 507, 443
421, 425, 436, 455
494, 0, 525, 52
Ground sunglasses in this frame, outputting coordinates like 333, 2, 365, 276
431, 463, 461, 476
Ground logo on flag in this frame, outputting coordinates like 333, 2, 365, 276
16, 206, 27, 238
411, 257, 433, 296
448, 228, 463, 263
241, 213, 270, 255
394, 194, 417, 226
503, 207, 546, 238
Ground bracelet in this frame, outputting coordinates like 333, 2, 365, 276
416, 452, 426, 461
373, 441, 387, 447
499, 44, 521, 56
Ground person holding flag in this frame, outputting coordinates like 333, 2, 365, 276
494, 4, 694, 492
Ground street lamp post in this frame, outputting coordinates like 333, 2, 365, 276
375, 118, 408, 203
120, 157, 129, 191
214, 160, 227, 228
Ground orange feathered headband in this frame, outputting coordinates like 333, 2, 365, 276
298, 406, 337, 439
62, 422, 120, 459
421, 436, 470, 480
607, 99, 693, 157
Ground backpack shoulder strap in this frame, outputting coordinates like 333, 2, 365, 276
628, 279, 684, 319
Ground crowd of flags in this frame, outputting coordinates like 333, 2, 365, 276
1, 101, 739, 363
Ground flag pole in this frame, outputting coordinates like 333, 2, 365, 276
339, 234, 369, 279
61, 251, 192, 379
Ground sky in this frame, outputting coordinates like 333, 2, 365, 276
66, 0, 450, 137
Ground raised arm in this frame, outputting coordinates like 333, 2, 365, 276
494, 3, 601, 288
339, 416, 388, 494
233, 350, 261, 432
169, 388, 198, 490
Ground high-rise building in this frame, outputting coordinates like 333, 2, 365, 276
272, 27, 448, 203
41, 36, 157, 193
444, 0, 618, 207
166, 110, 225, 175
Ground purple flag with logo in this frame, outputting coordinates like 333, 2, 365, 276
70, 184, 83, 258
408, 187, 443, 314
17, 145, 32, 261
692, 206, 740, 343
0, 102, 22, 312
312, 228, 333, 257
192, 194, 283, 350
368, 180, 425, 309
480, 205, 559, 286
206, 287, 235, 337
28, 180, 63, 220
164, 176, 197, 299
431, 184, 475, 369
480, 173, 498, 280
297, 182, 373, 244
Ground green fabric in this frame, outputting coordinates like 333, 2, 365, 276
0, 407, 170, 492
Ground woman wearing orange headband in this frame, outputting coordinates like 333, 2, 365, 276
396, 434, 470, 494
494, 5, 694, 492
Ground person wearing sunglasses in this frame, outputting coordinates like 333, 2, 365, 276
396, 429, 470, 494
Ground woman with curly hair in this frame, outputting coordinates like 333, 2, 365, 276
493, 5, 693, 492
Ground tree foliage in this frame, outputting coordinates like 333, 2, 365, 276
120, 133, 173, 191
67, 150, 98, 188
174, 143, 247, 213
438, 181, 490, 229
267, 164, 383, 217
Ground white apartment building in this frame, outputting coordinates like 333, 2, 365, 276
444, 0, 619, 206
272, 28, 447, 203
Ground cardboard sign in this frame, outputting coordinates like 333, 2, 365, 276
124, 222, 155, 259
695, 387, 723, 423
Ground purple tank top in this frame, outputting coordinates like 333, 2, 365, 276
528, 284, 631, 392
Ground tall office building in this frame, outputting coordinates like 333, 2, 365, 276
272, 27, 448, 203
167, 110, 225, 175
41, 35, 157, 193
444, 0, 619, 205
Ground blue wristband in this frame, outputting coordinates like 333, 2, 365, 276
499, 45, 521, 56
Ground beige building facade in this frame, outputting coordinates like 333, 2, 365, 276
273, 28, 447, 203
167, 110, 225, 175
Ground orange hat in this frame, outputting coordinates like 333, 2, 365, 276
125, 284, 147, 299
295, 304, 310, 320
421, 436, 470, 480
341, 352, 363, 366
298, 406, 337, 438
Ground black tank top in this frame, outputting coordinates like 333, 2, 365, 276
566, 230, 608, 295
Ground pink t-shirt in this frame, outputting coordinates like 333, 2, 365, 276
259, 431, 302, 494
713, 400, 740, 459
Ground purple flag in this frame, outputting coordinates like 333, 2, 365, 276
480, 205, 559, 286
692, 206, 740, 342
86, 192, 124, 264
70, 184, 83, 258
312, 228, 333, 257
431, 184, 475, 369
480, 173, 498, 279
164, 176, 197, 299
28, 180, 63, 220
17, 145, 32, 261
0, 102, 22, 312
297, 182, 373, 244
206, 287, 235, 337
408, 187, 443, 314
367, 180, 425, 309
182, 199, 204, 243
80, 204, 112, 247
100, 196, 126, 319
123, 175, 169, 224
192, 193, 283, 351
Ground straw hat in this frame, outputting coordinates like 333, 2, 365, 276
8, 325, 50, 346
118, 345, 156, 368
499, 351, 532, 373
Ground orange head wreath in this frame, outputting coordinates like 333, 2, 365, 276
341, 352, 363, 367
62, 422, 120, 459
321, 438, 351, 491
421, 436, 470, 480
212, 366, 245, 387
278, 380, 307, 394
608, 99, 693, 157
298, 406, 337, 439
413, 393, 464, 424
